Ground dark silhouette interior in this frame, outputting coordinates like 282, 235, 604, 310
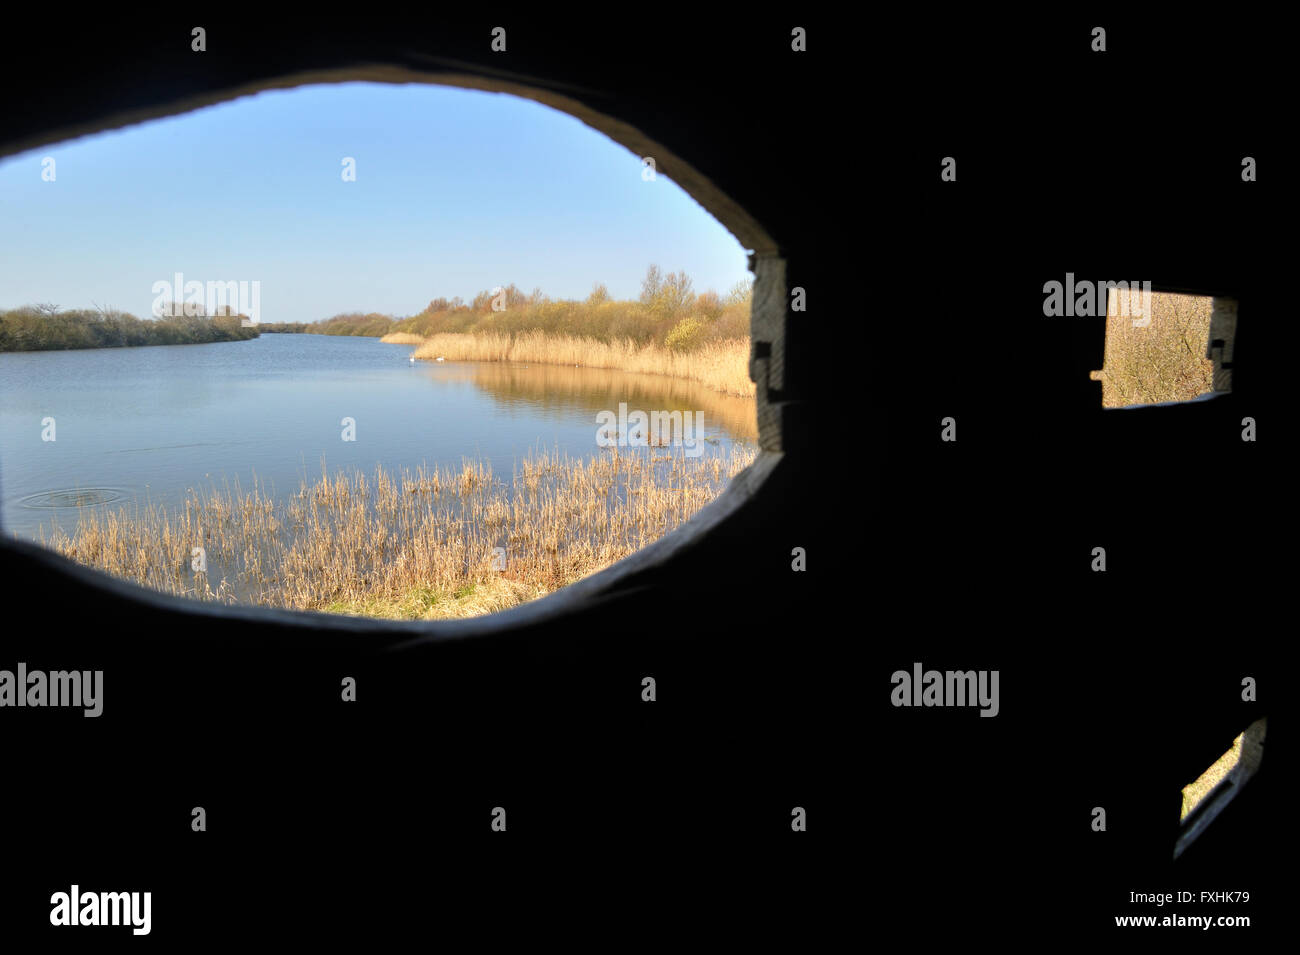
0, 14, 1283, 940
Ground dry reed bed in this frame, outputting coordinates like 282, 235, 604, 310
395, 330, 755, 397
1093, 291, 1215, 407
377, 331, 427, 345
41, 444, 756, 619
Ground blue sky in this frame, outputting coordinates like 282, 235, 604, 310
0, 82, 750, 324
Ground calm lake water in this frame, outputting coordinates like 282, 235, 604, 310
0, 334, 756, 541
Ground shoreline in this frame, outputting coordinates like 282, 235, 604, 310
385, 330, 755, 398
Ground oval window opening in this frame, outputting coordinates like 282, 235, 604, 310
0, 81, 757, 620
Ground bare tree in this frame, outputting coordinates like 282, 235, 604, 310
640, 265, 663, 304
726, 279, 754, 306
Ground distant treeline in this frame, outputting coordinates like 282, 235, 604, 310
0, 305, 259, 352
3, 266, 754, 353
274, 266, 754, 352
258, 314, 394, 336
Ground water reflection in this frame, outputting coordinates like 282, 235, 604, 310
450, 360, 758, 443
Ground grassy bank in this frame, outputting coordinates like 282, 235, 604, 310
390, 266, 751, 348
271, 265, 756, 393
403, 330, 753, 397
40, 443, 755, 620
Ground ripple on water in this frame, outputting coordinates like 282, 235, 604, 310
19, 487, 128, 509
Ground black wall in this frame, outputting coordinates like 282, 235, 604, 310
0, 13, 1287, 943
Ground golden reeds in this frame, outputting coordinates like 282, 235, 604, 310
39, 443, 756, 620
1091, 291, 1215, 407
391, 330, 754, 397
376, 331, 427, 345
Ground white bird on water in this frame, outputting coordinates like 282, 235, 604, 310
435, 356, 445, 362
409, 355, 415, 363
